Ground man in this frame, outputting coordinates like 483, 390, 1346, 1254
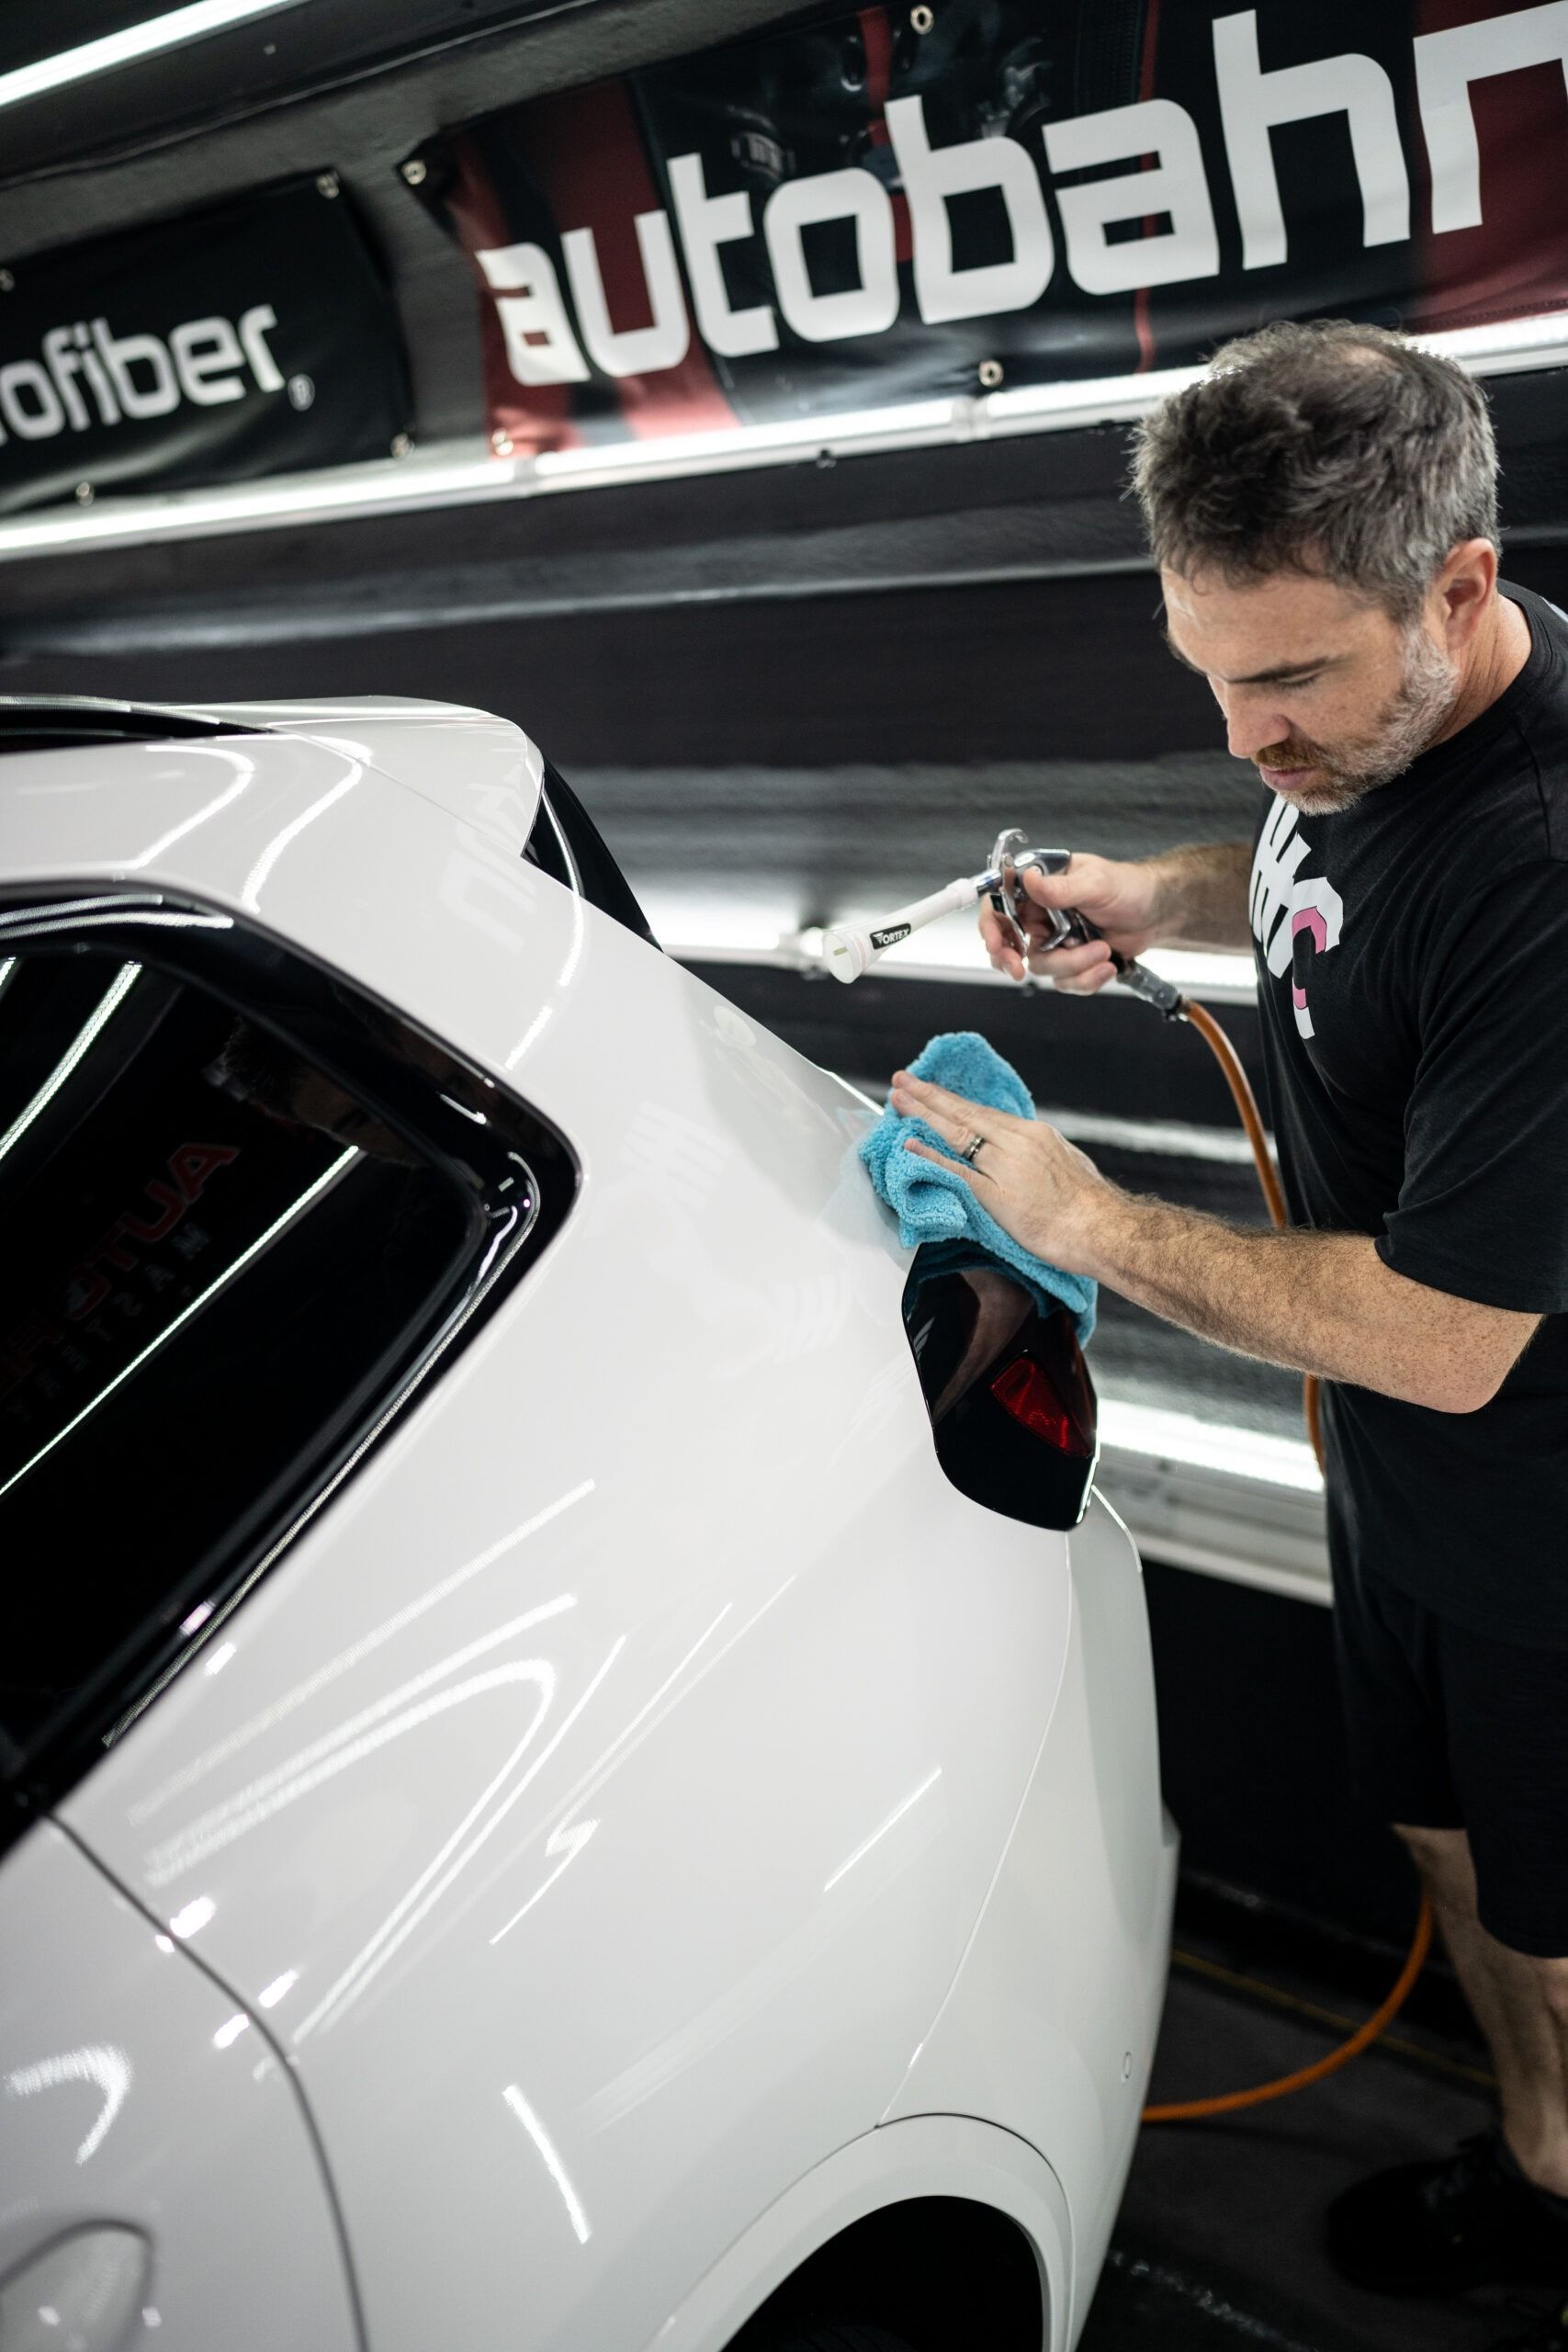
890, 320, 1568, 2339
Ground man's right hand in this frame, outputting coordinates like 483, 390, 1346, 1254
979, 853, 1164, 990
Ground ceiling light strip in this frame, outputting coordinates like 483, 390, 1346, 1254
1099, 1396, 1323, 1493
662, 931, 1257, 1004
0, 311, 1562, 562
0, 0, 306, 113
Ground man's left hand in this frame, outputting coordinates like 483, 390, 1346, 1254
888, 1069, 1117, 1277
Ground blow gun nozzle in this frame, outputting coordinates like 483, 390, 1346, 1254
821, 835, 1187, 1018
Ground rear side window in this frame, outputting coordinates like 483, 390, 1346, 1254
0, 903, 573, 1829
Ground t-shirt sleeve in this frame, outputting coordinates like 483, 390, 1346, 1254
1378, 859, 1568, 1310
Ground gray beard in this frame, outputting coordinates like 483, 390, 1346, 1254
1274, 628, 1461, 816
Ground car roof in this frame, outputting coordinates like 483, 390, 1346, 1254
0, 694, 547, 865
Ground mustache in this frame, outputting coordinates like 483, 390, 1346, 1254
1256, 741, 1321, 772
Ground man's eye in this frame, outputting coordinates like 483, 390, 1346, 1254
1280, 675, 1320, 692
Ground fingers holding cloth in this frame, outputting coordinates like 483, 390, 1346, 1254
857, 1032, 1100, 1344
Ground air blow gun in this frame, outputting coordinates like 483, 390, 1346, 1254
821, 827, 1184, 1019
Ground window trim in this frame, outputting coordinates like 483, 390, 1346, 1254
0, 885, 579, 1835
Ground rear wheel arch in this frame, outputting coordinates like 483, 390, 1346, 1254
645, 2117, 1069, 2352
724, 2195, 1045, 2352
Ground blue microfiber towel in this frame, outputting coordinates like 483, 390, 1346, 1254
858, 1030, 1097, 1344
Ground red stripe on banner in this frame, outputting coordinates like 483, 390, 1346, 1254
446, 133, 579, 458
1406, 0, 1568, 334
525, 79, 735, 438
859, 6, 914, 264
1132, 0, 1163, 374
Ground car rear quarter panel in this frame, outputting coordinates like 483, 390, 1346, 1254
54, 766, 1090, 2351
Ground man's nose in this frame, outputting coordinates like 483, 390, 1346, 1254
1216, 686, 1293, 763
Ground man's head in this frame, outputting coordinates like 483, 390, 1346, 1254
1134, 320, 1502, 813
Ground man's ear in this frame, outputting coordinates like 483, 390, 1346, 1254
1434, 537, 1498, 648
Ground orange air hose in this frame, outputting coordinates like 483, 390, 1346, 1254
1139, 993, 1435, 2123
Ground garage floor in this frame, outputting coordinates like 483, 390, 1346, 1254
1081, 1937, 1565, 2352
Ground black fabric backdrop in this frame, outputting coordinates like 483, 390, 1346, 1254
408, 0, 1568, 451
0, 176, 412, 514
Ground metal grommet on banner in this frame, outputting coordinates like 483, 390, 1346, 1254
316, 171, 340, 199
978, 358, 1004, 389
401, 158, 428, 188
910, 4, 934, 28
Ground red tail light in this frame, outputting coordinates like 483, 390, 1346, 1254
990, 1353, 1092, 1457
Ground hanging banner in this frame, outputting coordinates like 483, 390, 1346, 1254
405, 0, 1568, 458
0, 176, 413, 515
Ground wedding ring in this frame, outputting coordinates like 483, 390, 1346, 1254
959, 1131, 986, 1163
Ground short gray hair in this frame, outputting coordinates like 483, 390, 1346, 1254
1132, 319, 1500, 620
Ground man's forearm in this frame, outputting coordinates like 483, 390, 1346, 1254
1079, 1187, 1527, 1414
1141, 841, 1253, 951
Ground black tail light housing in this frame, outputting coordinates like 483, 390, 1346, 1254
902, 1251, 1099, 1532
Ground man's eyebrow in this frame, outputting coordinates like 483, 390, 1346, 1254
1160, 626, 1342, 686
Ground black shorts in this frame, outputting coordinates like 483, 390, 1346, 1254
1333, 1549, 1568, 1957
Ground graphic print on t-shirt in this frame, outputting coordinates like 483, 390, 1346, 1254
1249, 796, 1345, 1040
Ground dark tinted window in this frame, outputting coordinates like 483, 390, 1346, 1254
0, 918, 570, 1815
525, 765, 660, 948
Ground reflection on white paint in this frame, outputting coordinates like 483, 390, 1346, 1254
502, 2085, 591, 2244
504, 1003, 553, 1071
202, 1642, 238, 1678
257, 1971, 299, 2009
168, 1895, 215, 1939
488, 1818, 597, 1947
179, 1600, 215, 1636
824, 1768, 942, 1894
130, 1485, 591, 1825
241, 763, 363, 908
211, 2014, 251, 2051
294, 1638, 627, 2043
145, 1644, 559, 1885
5, 2043, 132, 2164
126, 743, 256, 870
489, 1601, 739, 1949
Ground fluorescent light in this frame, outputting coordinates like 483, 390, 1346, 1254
533, 397, 958, 483
986, 363, 1201, 427
640, 891, 803, 955
0, 0, 307, 113
1100, 1396, 1322, 1493
1419, 311, 1568, 373
2, 308, 1562, 562
1140, 948, 1256, 1001
1045, 1104, 1263, 1166
659, 911, 1258, 1007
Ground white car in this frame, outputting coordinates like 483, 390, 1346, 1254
0, 696, 1174, 2352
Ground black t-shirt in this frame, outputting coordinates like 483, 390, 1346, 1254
1250, 582, 1568, 1645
